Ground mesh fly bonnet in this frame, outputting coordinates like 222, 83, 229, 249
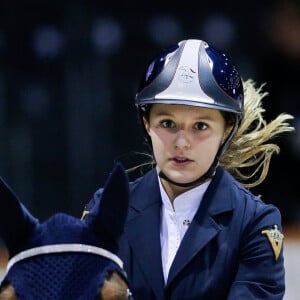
0, 163, 131, 299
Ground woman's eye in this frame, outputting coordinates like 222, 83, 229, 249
194, 122, 207, 130
161, 120, 175, 128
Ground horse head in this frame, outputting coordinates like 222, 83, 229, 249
0, 163, 132, 300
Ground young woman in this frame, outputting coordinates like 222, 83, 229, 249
83, 39, 294, 299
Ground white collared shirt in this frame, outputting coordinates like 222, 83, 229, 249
158, 172, 211, 283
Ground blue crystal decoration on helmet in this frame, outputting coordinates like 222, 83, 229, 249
138, 44, 179, 93
205, 45, 243, 104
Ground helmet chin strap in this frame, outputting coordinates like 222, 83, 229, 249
158, 117, 239, 188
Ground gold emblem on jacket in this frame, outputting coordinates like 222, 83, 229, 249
261, 224, 284, 261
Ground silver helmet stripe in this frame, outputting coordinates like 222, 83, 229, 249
155, 39, 215, 104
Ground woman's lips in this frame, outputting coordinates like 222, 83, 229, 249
171, 157, 192, 166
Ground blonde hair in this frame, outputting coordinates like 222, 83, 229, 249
220, 79, 295, 188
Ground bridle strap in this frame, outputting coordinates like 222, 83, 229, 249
6, 243, 124, 272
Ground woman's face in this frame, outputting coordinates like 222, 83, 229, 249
143, 104, 228, 188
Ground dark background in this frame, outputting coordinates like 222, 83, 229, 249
0, 0, 299, 224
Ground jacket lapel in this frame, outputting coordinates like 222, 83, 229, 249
126, 169, 165, 298
167, 167, 235, 285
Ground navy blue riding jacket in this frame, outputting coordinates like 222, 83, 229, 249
85, 167, 285, 299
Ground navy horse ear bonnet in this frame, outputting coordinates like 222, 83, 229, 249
0, 163, 130, 299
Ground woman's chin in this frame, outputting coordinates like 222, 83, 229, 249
166, 172, 199, 185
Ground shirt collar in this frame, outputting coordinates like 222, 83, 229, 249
156, 169, 211, 213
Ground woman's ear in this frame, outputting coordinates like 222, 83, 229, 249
143, 116, 151, 135
223, 124, 234, 144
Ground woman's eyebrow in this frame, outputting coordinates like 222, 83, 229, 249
154, 111, 173, 117
155, 112, 215, 121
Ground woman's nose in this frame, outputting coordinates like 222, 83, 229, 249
174, 130, 190, 149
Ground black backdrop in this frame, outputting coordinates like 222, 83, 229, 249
0, 0, 299, 224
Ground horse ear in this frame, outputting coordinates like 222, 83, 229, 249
0, 176, 38, 256
84, 163, 129, 244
